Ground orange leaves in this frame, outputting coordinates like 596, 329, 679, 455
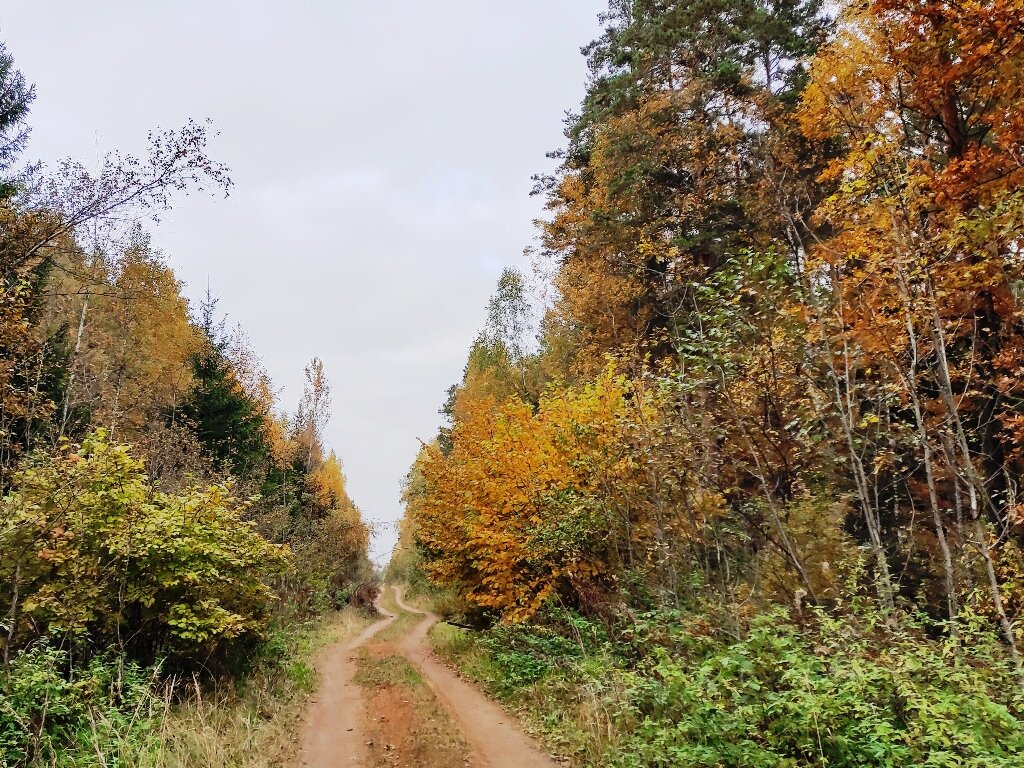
803, 0, 1024, 213
798, 0, 1024, 360
413, 368, 640, 621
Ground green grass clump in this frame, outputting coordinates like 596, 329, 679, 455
355, 652, 424, 688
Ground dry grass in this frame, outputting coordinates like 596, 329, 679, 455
140, 609, 371, 768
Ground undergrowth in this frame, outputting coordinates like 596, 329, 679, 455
431, 602, 1024, 767
0, 609, 371, 768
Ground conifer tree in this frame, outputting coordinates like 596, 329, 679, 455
177, 295, 270, 480
0, 40, 33, 197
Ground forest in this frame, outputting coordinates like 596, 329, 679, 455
0, 40, 372, 766
8, 0, 1024, 765
391, 0, 1024, 765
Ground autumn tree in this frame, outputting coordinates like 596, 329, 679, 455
799, 0, 1024, 659
1, 112, 231, 485
439, 269, 543, 454
295, 357, 331, 471
539, 0, 830, 374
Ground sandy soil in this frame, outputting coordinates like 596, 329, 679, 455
300, 604, 397, 767
298, 587, 559, 768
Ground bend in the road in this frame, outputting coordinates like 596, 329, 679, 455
390, 586, 559, 768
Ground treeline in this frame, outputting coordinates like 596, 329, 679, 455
0, 41, 370, 764
398, 1, 1024, 764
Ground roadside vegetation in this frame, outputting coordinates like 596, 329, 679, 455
394, 1, 1024, 765
0, 40, 372, 766
431, 598, 1024, 766
151, 609, 370, 768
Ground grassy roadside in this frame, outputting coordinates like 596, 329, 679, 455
144, 608, 373, 768
1, 608, 376, 767
428, 606, 1024, 768
428, 621, 597, 764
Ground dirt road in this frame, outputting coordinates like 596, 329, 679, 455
299, 587, 558, 768
391, 587, 559, 768
300, 601, 397, 767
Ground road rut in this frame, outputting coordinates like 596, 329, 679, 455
391, 587, 558, 768
299, 587, 558, 768
300, 604, 397, 767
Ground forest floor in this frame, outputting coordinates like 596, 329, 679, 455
299, 586, 558, 768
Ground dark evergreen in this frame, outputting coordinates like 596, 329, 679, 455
0, 41, 34, 198
177, 295, 270, 479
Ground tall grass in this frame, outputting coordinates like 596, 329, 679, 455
146, 609, 369, 768
1, 609, 370, 768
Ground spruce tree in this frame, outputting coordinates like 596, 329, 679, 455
0, 40, 34, 198
177, 295, 269, 480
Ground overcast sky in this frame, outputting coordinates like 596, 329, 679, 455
5, 1, 606, 562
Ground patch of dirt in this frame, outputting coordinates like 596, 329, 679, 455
301, 588, 557, 768
300, 606, 396, 767
356, 642, 471, 768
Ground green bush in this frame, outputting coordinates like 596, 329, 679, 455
613, 611, 1024, 767
0, 432, 293, 668
0, 645, 159, 767
478, 620, 587, 696
455, 606, 1024, 767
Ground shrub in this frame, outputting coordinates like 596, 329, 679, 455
0, 644, 159, 767
614, 610, 1024, 767
447, 606, 1024, 767
477, 619, 588, 696
0, 431, 293, 668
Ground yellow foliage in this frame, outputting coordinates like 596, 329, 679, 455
415, 366, 658, 621
42, 245, 202, 441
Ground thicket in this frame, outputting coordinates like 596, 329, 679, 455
400, 0, 1024, 763
0, 39, 371, 765
436, 597, 1024, 766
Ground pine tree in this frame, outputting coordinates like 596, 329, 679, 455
541, 0, 831, 372
0, 40, 34, 198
